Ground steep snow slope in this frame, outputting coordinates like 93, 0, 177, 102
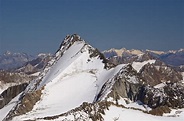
3, 35, 123, 120
1, 35, 184, 121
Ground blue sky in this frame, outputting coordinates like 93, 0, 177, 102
0, 0, 183, 55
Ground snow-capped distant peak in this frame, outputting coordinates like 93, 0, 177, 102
103, 48, 144, 57
37, 53, 51, 57
168, 50, 177, 54
4, 51, 12, 55
102, 48, 125, 57
128, 49, 144, 55
178, 49, 184, 52
145, 49, 165, 55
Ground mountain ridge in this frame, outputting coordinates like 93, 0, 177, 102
0, 34, 184, 121
103, 48, 184, 67
3, 34, 124, 120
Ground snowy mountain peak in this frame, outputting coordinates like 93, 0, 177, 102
57, 34, 83, 51
27, 34, 88, 91
145, 49, 165, 55
2, 35, 125, 120
4, 51, 12, 55
1, 35, 184, 121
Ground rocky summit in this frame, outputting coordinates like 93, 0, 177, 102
0, 34, 184, 121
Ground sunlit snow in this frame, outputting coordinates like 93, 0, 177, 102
132, 60, 156, 72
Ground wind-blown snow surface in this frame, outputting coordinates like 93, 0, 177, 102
11, 40, 123, 120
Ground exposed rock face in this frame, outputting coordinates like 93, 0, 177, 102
164, 82, 184, 108
96, 64, 142, 103
89, 48, 116, 69
138, 82, 184, 109
149, 105, 171, 116
138, 86, 167, 108
0, 70, 32, 96
107, 65, 141, 102
0, 83, 28, 109
95, 62, 184, 116
108, 79, 141, 103
20, 63, 35, 74
38, 101, 120, 121
95, 61, 184, 111
139, 63, 183, 86
107, 56, 137, 65
5, 87, 43, 120
0, 70, 31, 84
17, 53, 53, 74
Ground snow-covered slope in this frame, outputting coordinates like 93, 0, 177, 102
1, 34, 184, 121
30, 104, 184, 121
103, 106, 184, 121
1, 34, 124, 120
0, 93, 22, 121
132, 60, 156, 72
14, 41, 122, 120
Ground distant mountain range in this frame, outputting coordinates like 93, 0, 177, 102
103, 48, 184, 70
0, 34, 184, 121
1, 48, 184, 72
0, 51, 34, 71
16, 53, 53, 75
0, 51, 52, 73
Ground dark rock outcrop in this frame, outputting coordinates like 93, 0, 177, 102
138, 82, 184, 109
4, 87, 43, 121
0, 83, 28, 109
39, 101, 121, 121
0, 70, 31, 84
96, 64, 142, 103
139, 63, 183, 86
